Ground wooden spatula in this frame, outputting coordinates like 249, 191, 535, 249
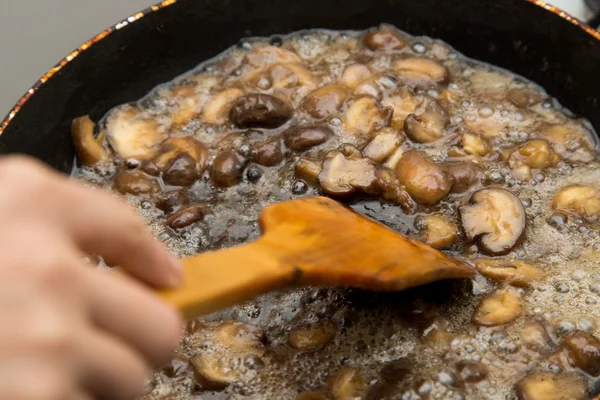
158, 196, 473, 319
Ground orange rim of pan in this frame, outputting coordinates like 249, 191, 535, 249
0, 0, 598, 136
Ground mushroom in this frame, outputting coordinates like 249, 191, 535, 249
363, 26, 407, 51
344, 96, 393, 137
71, 116, 109, 166
253, 136, 284, 166
200, 88, 245, 125
382, 86, 425, 129
283, 125, 333, 151
393, 57, 449, 86
505, 139, 560, 180
354, 73, 398, 100
301, 84, 350, 119
190, 321, 265, 391
455, 360, 488, 383
416, 214, 458, 249
383, 147, 406, 170
166, 204, 206, 230
246, 62, 319, 101
114, 170, 160, 195
395, 151, 452, 205
243, 45, 302, 68
230, 93, 293, 129
520, 319, 555, 354
162, 356, 190, 379
552, 184, 600, 218
461, 132, 491, 156
445, 161, 484, 194
288, 321, 337, 350
362, 128, 404, 163
559, 330, 600, 376
375, 168, 416, 212
539, 123, 597, 163
515, 371, 588, 400
468, 69, 513, 100
156, 190, 190, 214
151, 137, 209, 187
295, 155, 323, 186
210, 151, 248, 188
404, 99, 449, 143
475, 259, 543, 288
341, 64, 372, 87
317, 148, 379, 197
104, 104, 167, 160
507, 87, 544, 108
472, 288, 522, 327
167, 84, 207, 125
328, 367, 366, 400
297, 392, 329, 400
459, 188, 526, 255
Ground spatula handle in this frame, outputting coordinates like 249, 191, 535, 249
157, 240, 292, 320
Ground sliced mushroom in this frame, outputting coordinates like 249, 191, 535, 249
364, 27, 407, 51
210, 152, 248, 188
283, 125, 333, 151
317, 148, 378, 197
382, 86, 425, 129
395, 151, 452, 205
472, 288, 522, 327
341, 64, 372, 87
383, 146, 406, 170
297, 392, 329, 400
215, 321, 266, 350
515, 371, 588, 400
230, 93, 293, 129
404, 99, 449, 143
374, 167, 415, 211
455, 360, 488, 383
506, 139, 560, 180
243, 45, 302, 68
163, 356, 190, 379
168, 85, 207, 125
520, 319, 555, 354
344, 96, 393, 137
72, 116, 109, 166
328, 367, 366, 400
114, 170, 160, 195
166, 204, 206, 229
475, 259, 543, 287
246, 62, 319, 101
559, 330, 600, 376
393, 57, 449, 85
416, 215, 458, 249
468, 69, 513, 100
156, 189, 190, 214
104, 104, 167, 160
151, 137, 209, 187
539, 123, 597, 163
354, 73, 398, 100
552, 184, 600, 218
445, 161, 484, 194
363, 128, 404, 163
253, 136, 284, 166
507, 87, 544, 108
288, 321, 337, 350
301, 84, 350, 119
459, 188, 526, 255
462, 132, 491, 156
295, 155, 323, 186
200, 88, 245, 125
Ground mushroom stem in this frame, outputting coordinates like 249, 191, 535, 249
71, 116, 109, 166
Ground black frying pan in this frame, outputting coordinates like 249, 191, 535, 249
0, 0, 599, 173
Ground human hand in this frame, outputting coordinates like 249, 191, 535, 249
0, 156, 183, 400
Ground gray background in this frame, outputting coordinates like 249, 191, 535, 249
0, 0, 588, 118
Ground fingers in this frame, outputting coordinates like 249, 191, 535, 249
79, 266, 182, 366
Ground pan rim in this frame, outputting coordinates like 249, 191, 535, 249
0, 0, 598, 136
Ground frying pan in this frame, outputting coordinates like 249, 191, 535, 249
0, 0, 599, 171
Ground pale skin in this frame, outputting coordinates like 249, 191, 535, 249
0, 156, 183, 400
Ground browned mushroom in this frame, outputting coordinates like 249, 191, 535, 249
301, 84, 350, 119
341, 64, 371, 87
475, 259, 543, 288
382, 86, 425, 129
559, 330, 600, 376
151, 137, 209, 187
515, 371, 588, 400
507, 87, 544, 108
393, 57, 449, 85
210, 152, 248, 188
243, 45, 301, 68
459, 188, 526, 255
354, 73, 398, 100
295, 155, 323, 186
395, 151, 452, 205
539, 123, 597, 163
246, 62, 319, 101
461, 132, 491, 156
317, 148, 378, 197
283, 125, 333, 151
71, 115, 109, 166
200, 88, 245, 125
416, 214, 458, 249
296, 392, 329, 400
253, 136, 284, 166
404, 99, 449, 143
166, 204, 206, 230
328, 367, 366, 400
505, 139, 560, 180
230, 93, 293, 129
363, 27, 407, 51
445, 161, 484, 194
472, 288, 522, 327
362, 128, 404, 163
455, 360, 488, 383
344, 96, 393, 137
288, 321, 337, 350
520, 319, 555, 354
114, 170, 160, 195
552, 184, 600, 218
156, 189, 190, 214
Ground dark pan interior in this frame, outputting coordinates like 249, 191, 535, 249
1, 0, 599, 172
